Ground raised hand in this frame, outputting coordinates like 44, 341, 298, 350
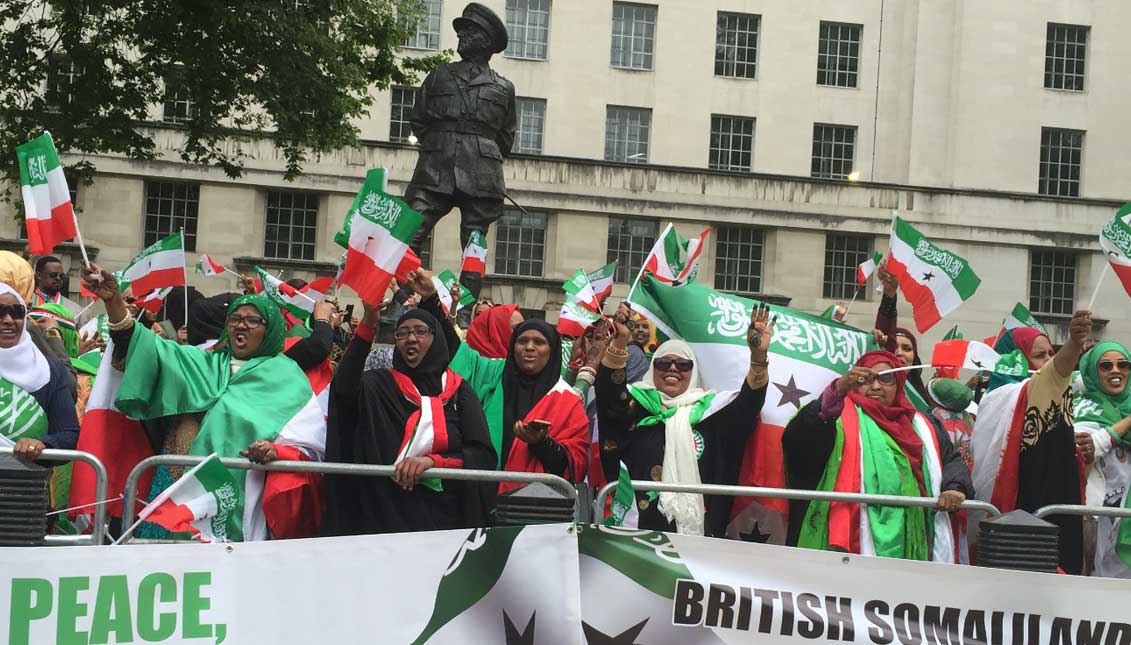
747, 303, 775, 358
81, 263, 119, 302
877, 260, 899, 297
612, 302, 633, 341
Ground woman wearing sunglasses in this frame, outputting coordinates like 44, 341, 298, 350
82, 265, 326, 541
594, 304, 774, 537
1074, 341, 1131, 578
783, 350, 973, 562
0, 283, 81, 461
971, 312, 1091, 575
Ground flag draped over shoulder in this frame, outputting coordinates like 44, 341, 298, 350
1100, 203, 1131, 300
338, 172, 422, 304
886, 216, 981, 333
628, 275, 876, 543
16, 132, 76, 255
120, 232, 186, 297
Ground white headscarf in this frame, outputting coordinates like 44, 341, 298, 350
633, 339, 710, 536
0, 283, 51, 393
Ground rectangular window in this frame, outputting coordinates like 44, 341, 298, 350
811, 123, 856, 179
515, 97, 546, 154
505, 0, 551, 60
605, 106, 651, 163
715, 12, 759, 79
264, 191, 319, 261
823, 234, 871, 299
46, 55, 83, 110
1044, 23, 1088, 91
404, 0, 442, 50
161, 76, 194, 125
817, 21, 862, 88
709, 115, 755, 172
610, 2, 656, 70
389, 87, 416, 143
607, 217, 658, 283
144, 181, 199, 251
714, 225, 764, 293
1038, 127, 1084, 197
494, 210, 546, 277
1029, 250, 1076, 315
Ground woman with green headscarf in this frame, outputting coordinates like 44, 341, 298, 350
27, 302, 79, 358
1074, 341, 1131, 578
83, 264, 326, 541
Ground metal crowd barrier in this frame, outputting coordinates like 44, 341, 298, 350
1035, 504, 1131, 521
118, 454, 579, 544
0, 446, 109, 546
594, 480, 1003, 518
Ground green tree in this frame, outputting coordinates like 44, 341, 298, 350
0, 0, 444, 203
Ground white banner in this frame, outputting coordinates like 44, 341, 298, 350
579, 525, 1131, 644
0, 523, 581, 645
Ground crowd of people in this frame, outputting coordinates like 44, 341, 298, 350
0, 247, 1125, 579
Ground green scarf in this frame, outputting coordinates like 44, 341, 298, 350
799, 404, 933, 561
0, 377, 48, 443
217, 294, 286, 359
30, 302, 78, 358
627, 386, 715, 428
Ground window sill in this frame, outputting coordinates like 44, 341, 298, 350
713, 74, 758, 82
0, 238, 100, 260
815, 83, 861, 90
232, 256, 338, 275
504, 54, 548, 62
610, 65, 655, 73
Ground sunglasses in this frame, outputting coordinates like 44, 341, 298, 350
654, 357, 694, 373
875, 373, 897, 385
43, 271, 65, 279
1098, 360, 1131, 372
0, 304, 27, 320
226, 314, 266, 329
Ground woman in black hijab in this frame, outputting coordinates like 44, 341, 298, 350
321, 301, 496, 535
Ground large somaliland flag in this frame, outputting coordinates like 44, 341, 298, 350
16, 132, 76, 255
886, 215, 981, 333
628, 275, 875, 543
339, 174, 422, 304
119, 231, 186, 297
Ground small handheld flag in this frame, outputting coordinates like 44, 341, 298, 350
885, 215, 981, 333
563, 268, 601, 312
461, 231, 488, 277
16, 132, 77, 256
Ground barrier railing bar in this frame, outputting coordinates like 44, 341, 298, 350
0, 446, 109, 546
593, 481, 1001, 519
1034, 504, 1131, 520
119, 455, 578, 544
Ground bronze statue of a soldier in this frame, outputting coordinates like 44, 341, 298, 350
405, 2, 516, 298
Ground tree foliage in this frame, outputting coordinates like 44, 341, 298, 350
0, 0, 444, 201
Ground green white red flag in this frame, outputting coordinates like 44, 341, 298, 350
119, 231, 186, 297
557, 299, 602, 338
339, 172, 422, 304
132, 453, 241, 543
857, 250, 884, 286
461, 230, 488, 276
16, 132, 76, 255
133, 287, 172, 314
886, 215, 981, 332
300, 277, 334, 302
586, 260, 617, 305
194, 254, 226, 277
255, 266, 315, 319
931, 339, 1029, 377
563, 268, 600, 312
1099, 203, 1131, 300
637, 224, 710, 286
627, 275, 876, 542
987, 301, 1048, 346
433, 269, 476, 314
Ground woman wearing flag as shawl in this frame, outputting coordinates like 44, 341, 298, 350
784, 350, 971, 562
1073, 341, 1131, 578
82, 265, 326, 541
402, 271, 590, 489
594, 304, 773, 537
971, 311, 1091, 574
322, 301, 496, 535
0, 283, 81, 459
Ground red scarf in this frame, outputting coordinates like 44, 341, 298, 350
845, 350, 926, 494
390, 368, 463, 466
499, 381, 590, 494
466, 304, 519, 359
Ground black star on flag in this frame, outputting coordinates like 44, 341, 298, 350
971, 360, 983, 368
582, 618, 649, 645
922, 271, 935, 281
740, 524, 773, 543
773, 375, 810, 409
504, 611, 536, 645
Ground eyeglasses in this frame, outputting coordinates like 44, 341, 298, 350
394, 326, 433, 340
1098, 360, 1131, 372
226, 314, 266, 329
874, 373, 897, 385
43, 272, 65, 279
654, 357, 694, 373
0, 304, 27, 320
